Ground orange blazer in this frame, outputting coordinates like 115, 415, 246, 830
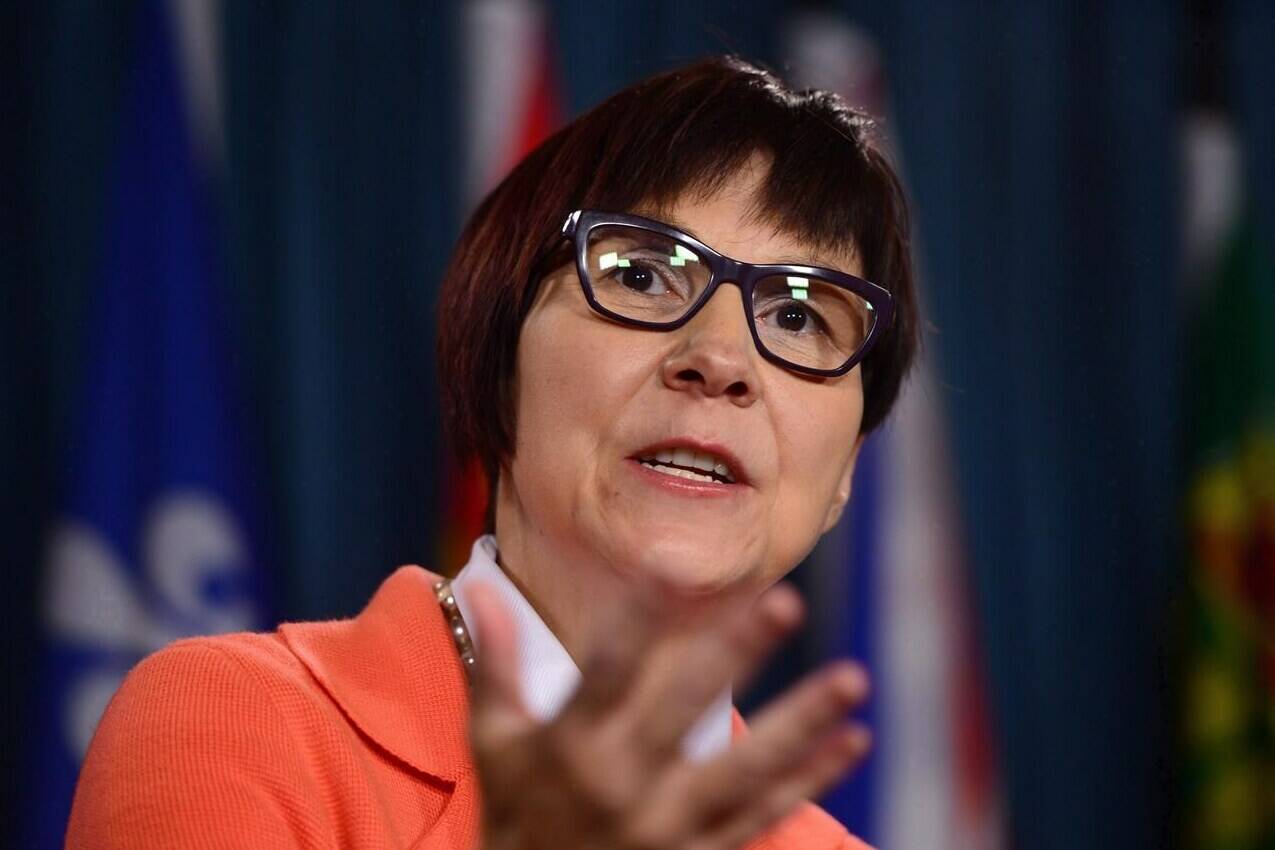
66, 565, 870, 849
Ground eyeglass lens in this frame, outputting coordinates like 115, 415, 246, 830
584, 223, 874, 372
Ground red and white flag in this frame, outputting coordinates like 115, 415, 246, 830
784, 10, 1007, 847
441, 0, 564, 573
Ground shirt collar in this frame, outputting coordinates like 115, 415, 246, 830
451, 534, 732, 762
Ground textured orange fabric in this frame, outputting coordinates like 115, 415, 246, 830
66, 565, 871, 849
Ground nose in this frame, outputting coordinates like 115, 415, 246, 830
659, 284, 760, 406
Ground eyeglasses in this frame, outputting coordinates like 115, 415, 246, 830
552, 209, 895, 377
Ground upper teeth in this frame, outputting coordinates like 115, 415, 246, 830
639, 447, 736, 483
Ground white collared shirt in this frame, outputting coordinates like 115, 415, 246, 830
450, 534, 732, 761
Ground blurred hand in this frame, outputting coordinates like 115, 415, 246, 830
467, 580, 871, 850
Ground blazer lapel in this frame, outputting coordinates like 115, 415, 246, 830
279, 565, 472, 784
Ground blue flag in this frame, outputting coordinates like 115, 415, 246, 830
26, 2, 270, 845
816, 432, 883, 840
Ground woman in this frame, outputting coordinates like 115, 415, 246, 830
66, 55, 917, 849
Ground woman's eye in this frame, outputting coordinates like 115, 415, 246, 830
615, 261, 670, 294
777, 303, 810, 331
765, 300, 824, 334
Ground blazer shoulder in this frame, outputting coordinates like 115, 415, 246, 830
803, 801, 874, 850
760, 799, 874, 850
109, 629, 339, 725
66, 633, 337, 849
93, 629, 321, 725
164, 628, 326, 693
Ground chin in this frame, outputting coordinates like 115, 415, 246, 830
605, 528, 760, 599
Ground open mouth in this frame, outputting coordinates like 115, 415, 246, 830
636, 447, 737, 484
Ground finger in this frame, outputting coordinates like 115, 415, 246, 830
558, 576, 667, 722
625, 583, 805, 760
742, 660, 869, 766
684, 660, 869, 816
466, 581, 533, 747
702, 723, 872, 850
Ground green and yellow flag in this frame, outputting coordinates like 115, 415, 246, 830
1182, 211, 1275, 850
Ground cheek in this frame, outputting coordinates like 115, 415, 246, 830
511, 308, 652, 493
513, 319, 588, 490
515, 326, 577, 438
518, 314, 645, 430
771, 384, 863, 534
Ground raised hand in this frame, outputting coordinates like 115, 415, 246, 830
467, 580, 871, 850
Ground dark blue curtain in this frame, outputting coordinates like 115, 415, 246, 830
856, 5, 1180, 849
218, 4, 460, 618
9, 2, 1275, 848
1233, 1, 1275, 233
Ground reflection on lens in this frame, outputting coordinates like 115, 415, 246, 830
753, 274, 873, 370
585, 225, 711, 322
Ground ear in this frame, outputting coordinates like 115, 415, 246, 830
820, 432, 866, 534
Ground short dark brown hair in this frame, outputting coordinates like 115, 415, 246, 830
436, 55, 919, 510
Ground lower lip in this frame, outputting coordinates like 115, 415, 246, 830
625, 458, 746, 499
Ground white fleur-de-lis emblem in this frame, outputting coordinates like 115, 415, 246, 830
43, 489, 258, 759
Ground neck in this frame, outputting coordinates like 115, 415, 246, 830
492, 476, 726, 674
492, 489, 621, 668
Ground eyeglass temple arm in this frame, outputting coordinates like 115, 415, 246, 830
560, 209, 582, 238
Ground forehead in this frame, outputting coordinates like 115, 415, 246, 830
631, 163, 864, 278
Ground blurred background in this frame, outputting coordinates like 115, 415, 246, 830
3, 1, 1273, 848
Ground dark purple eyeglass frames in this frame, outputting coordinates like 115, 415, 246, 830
530, 209, 895, 378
